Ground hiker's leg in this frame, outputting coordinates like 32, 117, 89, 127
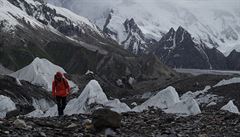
58, 97, 64, 116
62, 97, 67, 115
56, 96, 61, 116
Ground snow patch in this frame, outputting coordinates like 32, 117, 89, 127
32, 98, 54, 112
221, 100, 239, 114
0, 95, 16, 118
9, 57, 78, 92
133, 86, 180, 112
15, 78, 22, 86
104, 99, 131, 113
64, 80, 109, 115
214, 77, 240, 87
165, 98, 201, 116
207, 102, 217, 107
133, 86, 201, 115
26, 109, 44, 118
180, 86, 221, 105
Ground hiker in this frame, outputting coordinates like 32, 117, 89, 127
52, 72, 70, 116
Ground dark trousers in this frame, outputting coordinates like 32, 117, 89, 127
56, 96, 67, 116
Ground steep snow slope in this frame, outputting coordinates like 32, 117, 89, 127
0, 0, 102, 37
10, 57, 78, 92
48, 0, 240, 56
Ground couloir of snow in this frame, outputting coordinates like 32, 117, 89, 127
214, 77, 240, 87
221, 100, 239, 114
0, 95, 16, 118
133, 86, 201, 116
9, 57, 78, 92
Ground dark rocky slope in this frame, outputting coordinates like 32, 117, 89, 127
153, 26, 228, 70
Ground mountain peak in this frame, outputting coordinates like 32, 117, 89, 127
176, 26, 185, 33
169, 27, 176, 34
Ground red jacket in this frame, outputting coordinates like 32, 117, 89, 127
52, 78, 70, 97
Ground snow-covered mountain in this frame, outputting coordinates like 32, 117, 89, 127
154, 26, 228, 69
0, 0, 102, 37
48, 0, 240, 56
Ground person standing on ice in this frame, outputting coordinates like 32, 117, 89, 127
52, 72, 70, 116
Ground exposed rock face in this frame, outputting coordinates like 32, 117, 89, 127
92, 109, 122, 130
121, 18, 149, 54
154, 26, 228, 70
103, 14, 152, 54
227, 50, 240, 70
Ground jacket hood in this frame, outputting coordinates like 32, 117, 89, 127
55, 72, 63, 78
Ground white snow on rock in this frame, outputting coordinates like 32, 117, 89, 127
65, 80, 131, 114
85, 70, 94, 75
15, 78, 22, 86
64, 80, 109, 115
9, 57, 78, 92
43, 105, 58, 117
133, 86, 180, 112
141, 92, 154, 99
26, 109, 44, 118
0, 95, 16, 118
165, 98, 201, 116
214, 77, 240, 87
133, 86, 201, 116
180, 86, 222, 105
207, 102, 217, 107
103, 99, 131, 113
30, 80, 131, 117
32, 98, 55, 112
131, 102, 137, 107
221, 100, 239, 114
